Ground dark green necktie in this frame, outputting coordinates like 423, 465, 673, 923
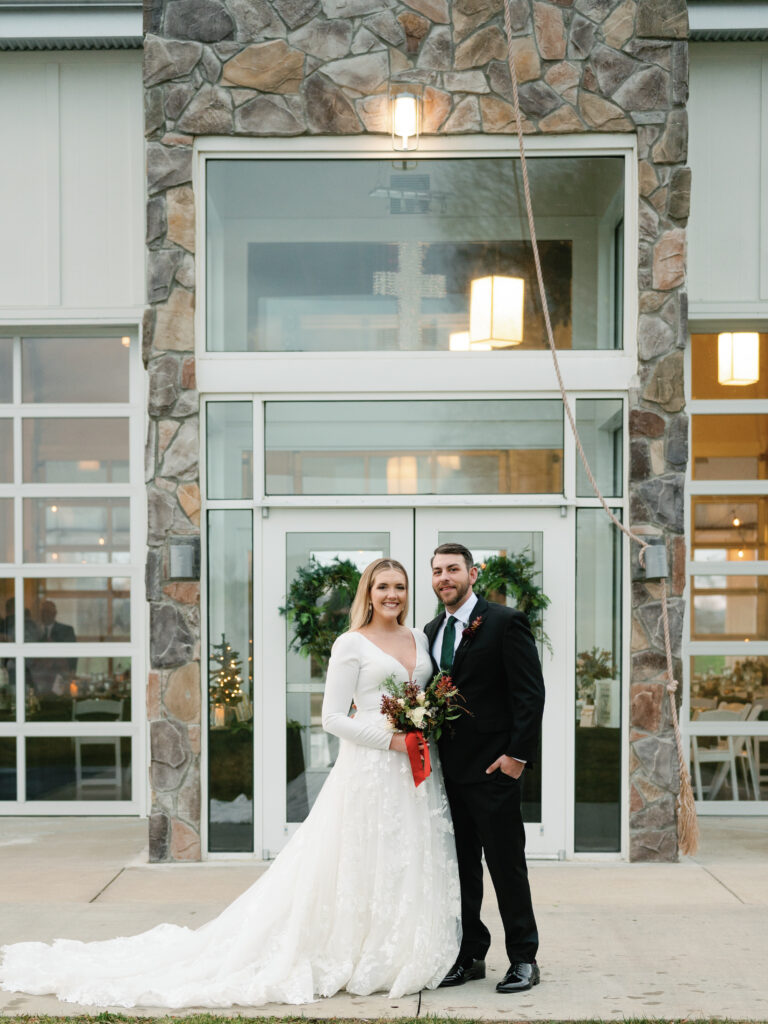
440, 615, 457, 672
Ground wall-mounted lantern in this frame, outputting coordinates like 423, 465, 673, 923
390, 82, 422, 152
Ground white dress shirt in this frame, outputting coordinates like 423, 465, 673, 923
431, 591, 479, 666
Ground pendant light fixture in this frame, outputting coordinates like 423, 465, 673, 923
717, 332, 759, 386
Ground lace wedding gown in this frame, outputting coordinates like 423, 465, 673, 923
0, 628, 460, 1008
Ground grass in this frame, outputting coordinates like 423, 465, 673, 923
0, 1016, 764, 1024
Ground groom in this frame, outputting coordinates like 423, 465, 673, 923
425, 542, 546, 993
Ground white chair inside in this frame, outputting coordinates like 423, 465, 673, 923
691, 706, 753, 801
72, 698, 124, 798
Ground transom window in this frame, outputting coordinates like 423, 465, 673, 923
206, 155, 625, 354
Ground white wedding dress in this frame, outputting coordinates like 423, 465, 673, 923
0, 628, 460, 1009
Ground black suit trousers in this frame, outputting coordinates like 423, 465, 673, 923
445, 773, 538, 965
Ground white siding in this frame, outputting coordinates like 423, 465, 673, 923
688, 42, 768, 319
0, 51, 143, 317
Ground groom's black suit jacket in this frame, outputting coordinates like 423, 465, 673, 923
424, 595, 545, 784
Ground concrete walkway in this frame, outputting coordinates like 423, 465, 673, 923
1, 816, 767, 1020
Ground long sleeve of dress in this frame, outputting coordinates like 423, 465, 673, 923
321, 634, 393, 750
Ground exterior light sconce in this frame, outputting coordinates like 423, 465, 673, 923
469, 275, 525, 349
390, 82, 422, 152
168, 538, 201, 580
717, 332, 759, 385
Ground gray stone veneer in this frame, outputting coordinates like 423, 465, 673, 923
143, 0, 689, 862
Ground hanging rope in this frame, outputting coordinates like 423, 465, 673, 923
501, 0, 698, 855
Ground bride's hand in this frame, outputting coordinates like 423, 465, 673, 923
389, 733, 408, 753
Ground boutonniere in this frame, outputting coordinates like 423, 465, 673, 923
461, 615, 483, 643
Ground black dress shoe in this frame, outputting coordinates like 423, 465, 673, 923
496, 961, 540, 992
438, 957, 486, 987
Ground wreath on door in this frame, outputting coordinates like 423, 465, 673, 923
279, 558, 361, 672
473, 552, 551, 650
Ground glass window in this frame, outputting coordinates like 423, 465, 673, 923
0, 500, 12, 562
690, 655, 768, 720
23, 498, 130, 564
266, 400, 564, 496
26, 656, 131, 722
206, 402, 253, 499
22, 578, 130, 642
22, 418, 129, 483
691, 333, 768, 400
0, 661, 15, 722
575, 508, 622, 852
0, 581, 17, 642
691, 574, 768, 641
207, 156, 624, 353
0, 339, 12, 402
692, 497, 768, 563
207, 510, 253, 853
26, 736, 130, 801
692, 415, 768, 481
0, 420, 12, 481
575, 398, 623, 498
0, 738, 16, 799
22, 337, 130, 403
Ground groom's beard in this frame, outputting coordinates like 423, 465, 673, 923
433, 579, 471, 612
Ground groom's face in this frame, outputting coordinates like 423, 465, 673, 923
431, 554, 478, 611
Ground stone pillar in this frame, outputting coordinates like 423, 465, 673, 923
143, 0, 689, 861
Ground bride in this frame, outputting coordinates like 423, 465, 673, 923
0, 558, 460, 1008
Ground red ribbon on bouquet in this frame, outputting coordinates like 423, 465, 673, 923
405, 730, 431, 786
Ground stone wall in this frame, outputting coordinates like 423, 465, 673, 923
142, 0, 690, 861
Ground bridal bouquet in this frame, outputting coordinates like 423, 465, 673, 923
380, 672, 466, 786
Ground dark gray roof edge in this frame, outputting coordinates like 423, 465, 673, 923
690, 27, 768, 40
0, 35, 141, 48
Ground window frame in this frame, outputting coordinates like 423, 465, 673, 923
194, 134, 640, 396
0, 327, 145, 815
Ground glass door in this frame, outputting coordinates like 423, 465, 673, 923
260, 508, 414, 857
414, 508, 571, 857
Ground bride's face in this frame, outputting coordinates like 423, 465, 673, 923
369, 569, 408, 625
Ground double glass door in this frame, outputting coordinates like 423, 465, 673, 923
260, 507, 570, 858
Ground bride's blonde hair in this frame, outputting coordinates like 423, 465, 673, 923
349, 558, 409, 631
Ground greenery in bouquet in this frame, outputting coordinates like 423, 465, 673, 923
380, 671, 467, 742
575, 646, 616, 704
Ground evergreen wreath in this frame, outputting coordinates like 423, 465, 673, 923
473, 552, 551, 650
279, 558, 361, 671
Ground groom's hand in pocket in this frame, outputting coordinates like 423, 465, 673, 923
486, 754, 525, 779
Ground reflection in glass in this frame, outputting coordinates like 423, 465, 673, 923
24, 498, 130, 564
285, 534, 389, 824
0, 500, 12, 562
0, 420, 11, 482
22, 337, 129, 403
0, 738, 16, 800
0, 338, 11, 402
26, 736, 131, 801
691, 333, 768, 400
25, 657, 131, 722
692, 414, 768, 480
207, 510, 253, 852
691, 575, 768, 641
692, 497, 768, 563
575, 399, 623, 497
437, 529, 543, 822
0, 660, 15, 722
206, 402, 253, 499
690, 655, 768, 719
207, 156, 624, 353
22, 579, 130, 642
23, 418, 129, 483
575, 509, 622, 852
266, 400, 564, 496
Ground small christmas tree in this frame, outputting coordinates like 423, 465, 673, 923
209, 633, 244, 709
